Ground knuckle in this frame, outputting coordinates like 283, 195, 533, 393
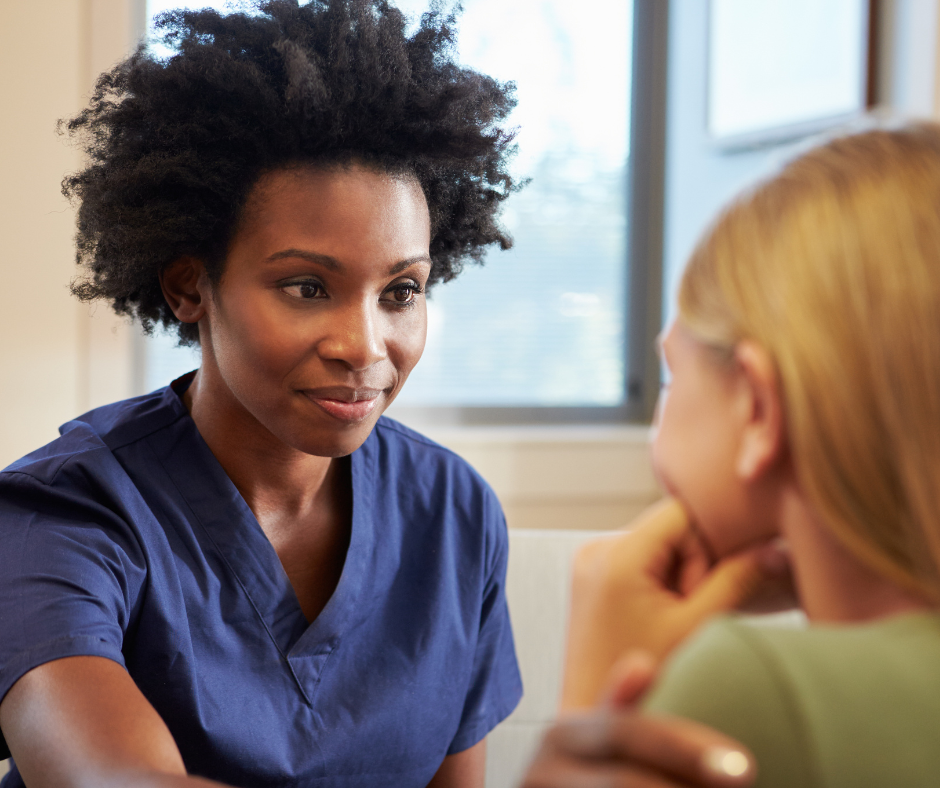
541, 722, 568, 750
519, 759, 559, 788
572, 542, 601, 573
572, 536, 620, 581
614, 771, 675, 788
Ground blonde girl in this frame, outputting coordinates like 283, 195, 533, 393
526, 124, 940, 788
644, 124, 940, 787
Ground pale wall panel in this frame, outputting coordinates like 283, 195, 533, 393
0, 0, 142, 469
503, 497, 661, 532
425, 427, 662, 531
487, 529, 611, 787
0, 0, 86, 467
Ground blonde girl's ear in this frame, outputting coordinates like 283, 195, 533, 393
733, 340, 786, 481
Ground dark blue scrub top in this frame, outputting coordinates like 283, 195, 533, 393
0, 382, 522, 787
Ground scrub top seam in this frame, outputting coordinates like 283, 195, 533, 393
2, 468, 59, 484
376, 419, 467, 464
142, 436, 316, 707
4, 455, 100, 487
3, 395, 189, 483
294, 640, 337, 710
102, 408, 190, 454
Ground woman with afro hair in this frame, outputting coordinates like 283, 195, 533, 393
0, 2, 523, 785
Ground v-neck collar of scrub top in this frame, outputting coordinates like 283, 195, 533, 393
149, 376, 377, 705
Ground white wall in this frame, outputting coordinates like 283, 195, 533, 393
879, 0, 940, 114
0, 0, 85, 467
487, 529, 610, 788
0, 0, 140, 471
427, 426, 660, 531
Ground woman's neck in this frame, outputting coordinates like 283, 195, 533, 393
779, 487, 931, 623
182, 368, 336, 518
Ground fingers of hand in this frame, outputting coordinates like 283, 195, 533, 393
629, 498, 690, 537
601, 650, 658, 709
633, 499, 694, 579
683, 550, 766, 621
572, 498, 691, 592
522, 759, 696, 788
675, 530, 712, 596
542, 711, 755, 788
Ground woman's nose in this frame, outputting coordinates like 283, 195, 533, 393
317, 301, 387, 371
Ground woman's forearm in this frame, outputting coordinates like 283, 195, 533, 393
0, 657, 233, 788
102, 773, 230, 788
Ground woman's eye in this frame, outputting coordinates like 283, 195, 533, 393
383, 283, 422, 305
282, 281, 325, 299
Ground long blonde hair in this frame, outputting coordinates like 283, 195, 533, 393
679, 124, 940, 602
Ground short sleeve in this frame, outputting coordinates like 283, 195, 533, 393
0, 464, 147, 739
642, 619, 820, 788
447, 493, 523, 754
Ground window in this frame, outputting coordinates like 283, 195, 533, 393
391, 0, 632, 413
142, 0, 665, 423
707, 0, 870, 148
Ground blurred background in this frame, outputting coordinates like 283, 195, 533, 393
1, 0, 938, 784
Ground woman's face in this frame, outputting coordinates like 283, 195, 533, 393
197, 164, 431, 458
651, 321, 778, 558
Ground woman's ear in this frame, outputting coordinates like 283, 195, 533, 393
160, 257, 209, 325
733, 340, 786, 481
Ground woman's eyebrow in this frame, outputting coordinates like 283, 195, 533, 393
264, 250, 431, 276
265, 249, 341, 270
388, 255, 432, 275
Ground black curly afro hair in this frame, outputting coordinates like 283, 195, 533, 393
64, 0, 518, 344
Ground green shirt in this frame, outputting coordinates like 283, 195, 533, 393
643, 612, 940, 788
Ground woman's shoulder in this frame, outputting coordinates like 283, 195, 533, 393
365, 417, 507, 564
371, 415, 469, 458
645, 613, 940, 788
649, 610, 940, 675
0, 386, 186, 525
684, 611, 940, 687
643, 615, 805, 718
642, 616, 819, 787
4, 387, 184, 479
369, 416, 498, 497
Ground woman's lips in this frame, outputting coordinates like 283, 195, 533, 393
303, 388, 382, 423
